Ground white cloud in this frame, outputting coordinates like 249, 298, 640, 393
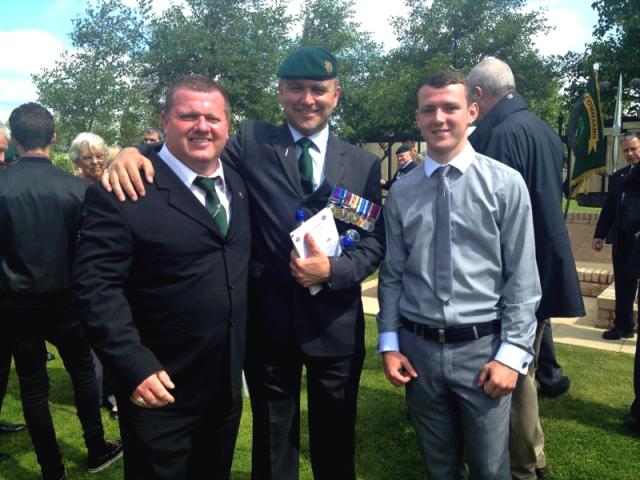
0, 30, 65, 121
526, 0, 597, 56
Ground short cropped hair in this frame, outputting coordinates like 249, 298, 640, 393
144, 127, 163, 140
622, 131, 640, 143
8, 103, 55, 150
417, 71, 468, 95
467, 57, 516, 100
163, 75, 230, 119
69, 132, 107, 166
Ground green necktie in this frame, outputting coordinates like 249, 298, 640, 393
193, 176, 228, 236
297, 137, 314, 195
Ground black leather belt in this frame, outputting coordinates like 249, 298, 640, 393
400, 317, 500, 344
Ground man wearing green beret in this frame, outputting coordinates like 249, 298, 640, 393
103, 46, 385, 480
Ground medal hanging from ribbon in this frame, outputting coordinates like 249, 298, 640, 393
327, 186, 381, 232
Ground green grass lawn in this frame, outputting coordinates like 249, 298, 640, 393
1, 318, 639, 479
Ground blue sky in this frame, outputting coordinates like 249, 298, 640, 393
0, 0, 599, 122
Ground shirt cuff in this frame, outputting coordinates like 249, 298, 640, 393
495, 342, 533, 375
377, 332, 399, 354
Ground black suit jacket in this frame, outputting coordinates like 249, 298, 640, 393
0, 156, 86, 307
73, 152, 251, 408
594, 165, 637, 245
221, 121, 385, 356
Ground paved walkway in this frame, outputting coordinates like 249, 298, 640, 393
361, 279, 637, 355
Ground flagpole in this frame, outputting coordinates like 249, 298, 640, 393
611, 73, 623, 172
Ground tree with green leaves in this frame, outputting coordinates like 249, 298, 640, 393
559, 0, 639, 118
142, 0, 292, 125
33, 0, 153, 148
390, 0, 561, 123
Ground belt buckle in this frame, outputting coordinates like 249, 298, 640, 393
438, 328, 445, 343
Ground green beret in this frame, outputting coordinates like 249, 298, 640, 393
277, 46, 338, 80
396, 145, 411, 155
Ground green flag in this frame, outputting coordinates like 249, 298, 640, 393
571, 69, 607, 188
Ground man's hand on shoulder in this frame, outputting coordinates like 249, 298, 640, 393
477, 360, 518, 398
101, 146, 155, 202
130, 370, 175, 408
382, 351, 418, 387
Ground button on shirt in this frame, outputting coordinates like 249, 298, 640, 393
377, 144, 540, 374
158, 144, 231, 222
288, 124, 330, 192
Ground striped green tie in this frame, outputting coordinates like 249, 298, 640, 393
194, 176, 228, 236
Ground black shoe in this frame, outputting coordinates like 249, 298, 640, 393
535, 466, 549, 478
602, 328, 634, 340
0, 452, 9, 462
538, 375, 570, 398
0, 421, 27, 434
46, 352, 55, 362
87, 440, 123, 473
624, 414, 640, 435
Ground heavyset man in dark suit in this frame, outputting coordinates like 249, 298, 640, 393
594, 132, 640, 341
74, 75, 251, 479
104, 46, 385, 480
0, 103, 121, 480
467, 57, 585, 480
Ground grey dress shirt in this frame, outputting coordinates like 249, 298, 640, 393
377, 144, 540, 373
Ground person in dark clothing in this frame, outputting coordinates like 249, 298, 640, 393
0, 103, 122, 479
594, 132, 640, 340
468, 57, 585, 480
617, 132, 640, 435
380, 144, 418, 190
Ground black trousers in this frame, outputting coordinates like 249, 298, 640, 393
612, 231, 640, 334
0, 347, 10, 414
535, 320, 566, 388
115, 391, 242, 479
0, 302, 105, 478
246, 343, 365, 480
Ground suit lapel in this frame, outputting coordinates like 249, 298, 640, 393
271, 124, 304, 197
314, 133, 346, 199
151, 154, 224, 239
223, 168, 248, 239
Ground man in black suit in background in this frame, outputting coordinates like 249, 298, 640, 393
104, 46, 385, 480
380, 144, 417, 190
74, 75, 251, 479
594, 132, 640, 340
0, 103, 121, 480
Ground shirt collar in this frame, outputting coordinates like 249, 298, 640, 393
287, 124, 330, 155
158, 143, 226, 190
423, 143, 475, 177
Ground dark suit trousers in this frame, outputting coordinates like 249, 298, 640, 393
1, 302, 105, 451
535, 321, 566, 388
115, 392, 242, 479
246, 344, 365, 480
0, 347, 10, 414
613, 231, 640, 334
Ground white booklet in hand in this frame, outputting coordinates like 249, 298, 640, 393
289, 207, 342, 295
